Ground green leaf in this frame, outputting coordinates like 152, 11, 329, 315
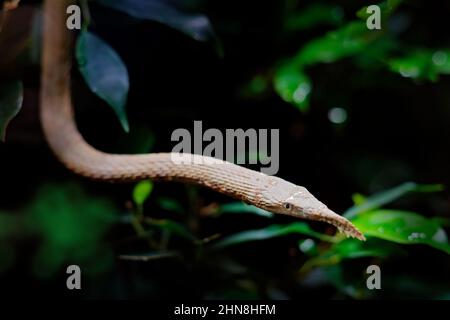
351, 193, 367, 206
344, 182, 444, 219
96, 0, 217, 43
0, 81, 23, 141
352, 210, 450, 254
356, 0, 402, 20
76, 31, 130, 132
387, 49, 450, 81
302, 238, 403, 273
285, 4, 343, 31
274, 20, 384, 111
156, 197, 185, 214
274, 65, 311, 111
331, 237, 403, 260
212, 222, 336, 250
218, 202, 274, 218
296, 21, 369, 66
133, 180, 153, 206
388, 50, 438, 81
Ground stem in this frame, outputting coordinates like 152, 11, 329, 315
130, 203, 155, 247
80, 0, 91, 30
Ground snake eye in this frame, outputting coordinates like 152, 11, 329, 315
284, 203, 292, 210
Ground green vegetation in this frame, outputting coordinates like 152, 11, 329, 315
0, 0, 449, 299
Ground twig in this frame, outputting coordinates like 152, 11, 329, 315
119, 251, 180, 262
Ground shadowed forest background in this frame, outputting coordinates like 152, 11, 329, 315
0, 0, 449, 299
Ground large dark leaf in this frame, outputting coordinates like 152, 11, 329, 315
0, 80, 23, 141
96, 0, 217, 43
211, 222, 336, 250
76, 31, 130, 132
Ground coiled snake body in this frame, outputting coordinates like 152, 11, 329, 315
40, 0, 365, 241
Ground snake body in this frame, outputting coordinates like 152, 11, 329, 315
40, 0, 365, 241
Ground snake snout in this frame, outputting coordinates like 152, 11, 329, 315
309, 207, 366, 241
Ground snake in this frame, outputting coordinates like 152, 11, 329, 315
40, 0, 365, 241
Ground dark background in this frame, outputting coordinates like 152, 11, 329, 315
0, 0, 449, 299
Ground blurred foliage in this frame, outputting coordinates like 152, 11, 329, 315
343, 182, 444, 219
121, 180, 448, 299
0, 183, 117, 278
284, 4, 344, 31
0, 0, 450, 300
272, 0, 450, 111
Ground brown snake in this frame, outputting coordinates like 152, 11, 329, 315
40, 0, 365, 241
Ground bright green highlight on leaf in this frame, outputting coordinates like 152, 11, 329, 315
273, 21, 371, 111
273, 1, 406, 111
274, 65, 311, 112
133, 180, 154, 206
388, 49, 450, 81
76, 31, 130, 132
0, 81, 23, 141
296, 22, 369, 66
352, 210, 450, 254
331, 237, 403, 260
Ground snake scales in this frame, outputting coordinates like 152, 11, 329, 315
40, 0, 365, 241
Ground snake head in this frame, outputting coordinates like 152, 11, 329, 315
262, 177, 366, 241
